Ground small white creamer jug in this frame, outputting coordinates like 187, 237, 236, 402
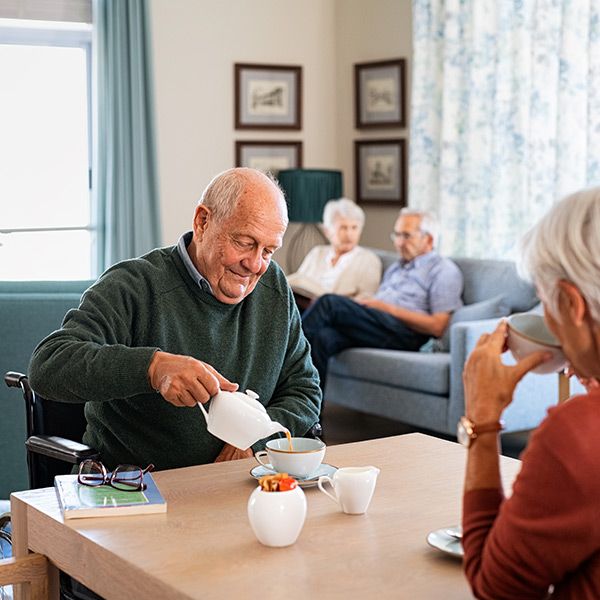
318, 466, 380, 514
197, 389, 289, 450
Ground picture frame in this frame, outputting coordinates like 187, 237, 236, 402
354, 58, 406, 128
235, 141, 303, 177
355, 139, 406, 205
235, 63, 302, 130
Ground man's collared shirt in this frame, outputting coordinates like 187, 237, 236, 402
375, 251, 463, 315
177, 231, 214, 294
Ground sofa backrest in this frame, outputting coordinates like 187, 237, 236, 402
0, 279, 93, 498
369, 248, 538, 313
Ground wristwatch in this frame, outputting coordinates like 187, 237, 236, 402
457, 416, 504, 448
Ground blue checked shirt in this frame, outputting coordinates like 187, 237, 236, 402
375, 251, 463, 315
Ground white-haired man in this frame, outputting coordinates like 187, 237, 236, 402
302, 208, 463, 387
30, 168, 321, 469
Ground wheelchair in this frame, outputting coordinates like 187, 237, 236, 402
3, 372, 101, 600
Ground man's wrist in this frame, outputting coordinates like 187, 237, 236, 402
148, 350, 164, 391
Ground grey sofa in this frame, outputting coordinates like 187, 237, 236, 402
324, 249, 574, 437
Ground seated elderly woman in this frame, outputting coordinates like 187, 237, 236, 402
287, 198, 381, 309
461, 188, 600, 599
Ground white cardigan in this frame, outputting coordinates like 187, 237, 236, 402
287, 245, 382, 299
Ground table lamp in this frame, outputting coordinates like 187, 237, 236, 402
278, 169, 343, 273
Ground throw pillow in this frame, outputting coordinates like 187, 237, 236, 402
432, 294, 511, 352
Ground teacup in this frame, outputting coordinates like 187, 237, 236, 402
254, 437, 325, 479
506, 313, 567, 374
317, 466, 380, 515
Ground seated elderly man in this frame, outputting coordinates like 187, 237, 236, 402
287, 197, 381, 310
29, 168, 321, 470
461, 188, 600, 598
302, 208, 463, 387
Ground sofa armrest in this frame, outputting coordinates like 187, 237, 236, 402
448, 317, 586, 435
447, 318, 501, 433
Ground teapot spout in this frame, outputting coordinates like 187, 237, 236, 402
269, 421, 290, 437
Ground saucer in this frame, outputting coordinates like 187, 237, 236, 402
426, 525, 463, 558
249, 463, 338, 488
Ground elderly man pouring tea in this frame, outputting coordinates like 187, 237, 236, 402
460, 189, 600, 599
29, 168, 321, 470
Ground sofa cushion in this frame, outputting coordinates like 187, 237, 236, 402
451, 257, 538, 311
328, 348, 451, 396
432, 294, 511, 352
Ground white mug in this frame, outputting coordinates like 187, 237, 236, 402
317, 466, 380, 515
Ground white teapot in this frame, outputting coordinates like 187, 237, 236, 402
197, 389, 289, 450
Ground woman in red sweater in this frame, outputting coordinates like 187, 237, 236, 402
461, 188, 600, 599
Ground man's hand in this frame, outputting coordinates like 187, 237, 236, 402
355, 296, 387, 311
214, 443, 254, 462
148, 351, 238, 407
463, 321, 551, 423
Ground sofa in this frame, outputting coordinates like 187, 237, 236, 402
324, 249, 579, 438
0, 279, 93, 498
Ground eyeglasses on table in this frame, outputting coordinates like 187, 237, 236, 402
77, 459, 154, 492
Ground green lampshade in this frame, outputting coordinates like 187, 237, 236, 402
278, 169, 343, 223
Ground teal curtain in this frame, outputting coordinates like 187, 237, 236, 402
93, 0, 161, 273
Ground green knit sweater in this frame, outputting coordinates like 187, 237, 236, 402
29, 245, 321, 470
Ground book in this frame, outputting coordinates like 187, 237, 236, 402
54, 472, 167, 519
287, 274, 326, 300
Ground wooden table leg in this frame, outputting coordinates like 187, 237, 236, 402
10, 495, 28, 600
558, 372, 570, 404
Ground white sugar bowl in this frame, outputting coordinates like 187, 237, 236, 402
247, 485, 307, 547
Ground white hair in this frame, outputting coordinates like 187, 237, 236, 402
399, 208, 440, 245
322, 197, 365, 230
198, 167, 287, 224
519, 187, 600, 322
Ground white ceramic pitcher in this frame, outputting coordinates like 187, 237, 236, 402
197, 389, 289, 450
318, 466, 380, 514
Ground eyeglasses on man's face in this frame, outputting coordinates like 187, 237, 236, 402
390, 230, 424, 242
77, 459, 154, 492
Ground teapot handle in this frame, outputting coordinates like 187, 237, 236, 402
197, 401, 209, 423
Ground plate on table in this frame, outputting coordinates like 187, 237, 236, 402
426, 525, 463, 558
249, 463, 338, 488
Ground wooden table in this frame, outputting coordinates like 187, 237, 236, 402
10, 433, 521, 599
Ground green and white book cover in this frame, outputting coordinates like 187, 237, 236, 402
54, 473, 167, 519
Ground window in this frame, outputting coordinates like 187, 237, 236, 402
0, 19, 93, 280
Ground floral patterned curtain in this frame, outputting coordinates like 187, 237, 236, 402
409, 0, 600, 258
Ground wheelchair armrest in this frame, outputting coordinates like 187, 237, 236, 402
25, 435, 100, 465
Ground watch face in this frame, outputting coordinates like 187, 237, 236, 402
457, 418, 472, 448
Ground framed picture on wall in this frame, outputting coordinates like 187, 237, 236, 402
354, 58, 406, 128
235, 63, 302, 130
355, 139, 406, 205
235, 141, 303, 177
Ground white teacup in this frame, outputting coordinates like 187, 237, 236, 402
317, 466, 380, 515
506, 313, 567, 374
255, 437, 326, 479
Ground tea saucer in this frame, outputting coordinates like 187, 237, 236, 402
426, 525, 463, 558
249, 463, 338, 488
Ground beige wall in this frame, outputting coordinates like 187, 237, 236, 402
335, 0, 412, 252
150, 0, 411, 266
